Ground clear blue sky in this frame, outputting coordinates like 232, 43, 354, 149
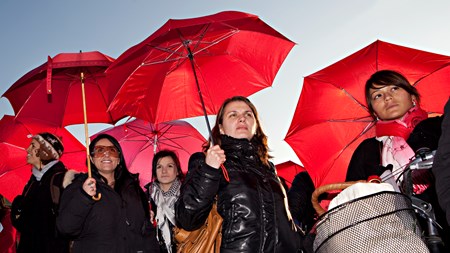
2, 1, 450, 165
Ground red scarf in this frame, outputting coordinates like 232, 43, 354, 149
376, 106, 428, 139
375, 105, 429, 194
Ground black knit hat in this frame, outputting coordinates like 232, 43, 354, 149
32, 132, 64, 161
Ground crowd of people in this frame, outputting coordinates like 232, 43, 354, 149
1, 69, 450, 252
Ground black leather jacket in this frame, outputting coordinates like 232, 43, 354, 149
175, 135, 302, 252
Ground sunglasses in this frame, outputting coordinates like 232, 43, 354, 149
92, 145, 120, 158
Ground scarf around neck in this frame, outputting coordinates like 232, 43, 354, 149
150, 179, 181, 253
375, 106, 428, 194
376, 106, 428, 139
32, 160, 58, 181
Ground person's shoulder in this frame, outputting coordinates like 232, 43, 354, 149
190, 152, 205, 161
358, 137, 379, 146
412, 115, 442, 135
188, 152, 206, 170
52, 161, 68, 173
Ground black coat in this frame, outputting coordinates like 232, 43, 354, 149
56, 173, 159, 253
11, 161, 70, 253
433, 98, 450, 227
346, 116, 442, 182
175, 135, 303, 253
346, 115, 450, 248
287, 171, 316, 233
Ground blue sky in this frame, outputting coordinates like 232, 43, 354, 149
2, 1, 450, 165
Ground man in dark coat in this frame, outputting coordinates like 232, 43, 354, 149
11, 132, 70, 253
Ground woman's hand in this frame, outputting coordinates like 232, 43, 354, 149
205, 145, 226, 169
82, 177, 97, 196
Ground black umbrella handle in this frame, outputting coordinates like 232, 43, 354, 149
185, 45, 215, 145
185, 44, 230, 182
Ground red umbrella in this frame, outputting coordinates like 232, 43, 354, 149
285, 40, 450, 187
2, 51, 116, 127
275, 160, 306, 188
91, 119, 206, 187
106, 10, 295, 134
0, 115, 87, 201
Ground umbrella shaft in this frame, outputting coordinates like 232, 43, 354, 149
186, 45, 214, 145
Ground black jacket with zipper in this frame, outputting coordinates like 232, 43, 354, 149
175, 135, 302, 253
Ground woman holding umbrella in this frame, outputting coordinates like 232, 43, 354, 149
175, 96, 306, 252
145, 150, 185, 253
56, 134, 159, 253
345, 70, 449, 250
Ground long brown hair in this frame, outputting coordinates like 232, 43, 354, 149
203, 96, 272, 166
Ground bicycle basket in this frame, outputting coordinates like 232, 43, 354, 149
312, 182, 429, 253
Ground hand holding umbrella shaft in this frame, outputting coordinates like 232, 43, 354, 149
83, 177, 97, 197
206, 145, 226, 169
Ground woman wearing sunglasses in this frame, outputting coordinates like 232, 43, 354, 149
57, 134, 159, 253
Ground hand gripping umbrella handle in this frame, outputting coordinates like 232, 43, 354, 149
81, 72, 101, 201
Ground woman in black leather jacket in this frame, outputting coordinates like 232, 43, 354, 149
175, 96, 304, 252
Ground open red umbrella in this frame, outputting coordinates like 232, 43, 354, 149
275, 160, 306, 188
2, 51, 116, 127
0, 115, 87, 201
285, 40, 450, 187
106, 10, 295, 136
91, 119, 206, 187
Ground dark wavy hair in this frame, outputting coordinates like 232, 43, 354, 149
204, 96, 272, 166
365, 70, 421, 119
151, 150, 185, 183
89, 133, 133, 192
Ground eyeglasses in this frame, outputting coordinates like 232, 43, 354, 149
92, 145, 120, 158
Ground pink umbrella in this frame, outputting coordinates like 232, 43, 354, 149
0, 115, 87, 201
91, 119, 206, 186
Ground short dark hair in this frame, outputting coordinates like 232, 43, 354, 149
151, 150, 185, 183
365, 70, 421, 119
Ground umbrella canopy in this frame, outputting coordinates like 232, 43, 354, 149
106, 10, 295, 125
91, 119, 206, 186
2, 51, 116, 127
275, 160, 306, 188
285, 40, 450, 187
0, 115, 87, 201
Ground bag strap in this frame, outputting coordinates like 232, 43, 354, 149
50, 171, 65, 207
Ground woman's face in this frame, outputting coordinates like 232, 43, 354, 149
91, 138, 120, 176
26, 139, 41, 167
219, 101, 257, 140
156, 156, 178, 187
369, 84, 415, 121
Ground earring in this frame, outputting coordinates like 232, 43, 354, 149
412, 100, 416, 107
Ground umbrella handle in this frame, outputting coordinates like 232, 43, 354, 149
81, 72, 101, 201
311, 180, 366, 216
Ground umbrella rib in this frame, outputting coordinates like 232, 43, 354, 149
341, 87, 370, 113
144, 26, 239, 65
327, 115, 373, 123
318, 120, 376, 184
333, 120, 376, 164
